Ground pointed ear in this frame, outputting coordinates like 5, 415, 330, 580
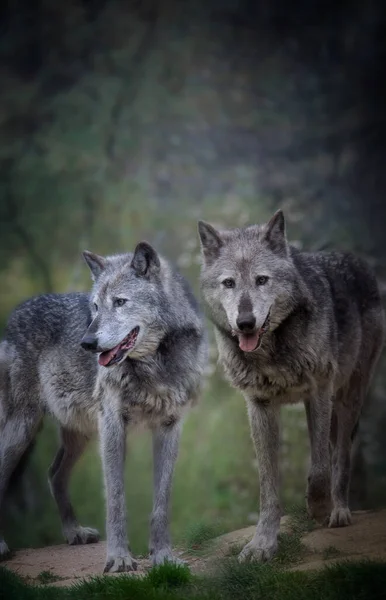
131, 241, 160, 277
198, 221, 223, 264
262, 210, 288, 256
83, 251, 106, 281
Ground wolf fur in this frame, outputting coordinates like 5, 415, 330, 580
0, 242, 207, 572
198, 210, 384, 563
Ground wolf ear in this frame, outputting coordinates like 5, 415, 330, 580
131, 241, 160, 277
262, 210, 288, 256
198, 221, 223, 264
83, 251, 106, 281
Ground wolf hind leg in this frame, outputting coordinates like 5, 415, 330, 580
329, 365, 372, 528
304, 384, 333, 523
330, 320, 383, 528
329, 393, 360, 528
48, 427, 100, 545
0, 411, 42, 558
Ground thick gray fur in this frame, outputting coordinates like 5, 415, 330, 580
198, 210, 385, 563
0, 242, 207, 572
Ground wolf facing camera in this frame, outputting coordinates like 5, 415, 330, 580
198, 210, 384, 564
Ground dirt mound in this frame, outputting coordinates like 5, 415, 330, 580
213, 509, 386, 572
2, 509, 386, 587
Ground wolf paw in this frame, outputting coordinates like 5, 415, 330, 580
0, 539, 10, 560
151, 547, 186, 567
238, 537, 278, 563
328, 507, 352, 528
104, 554, 138, 573
65, 526, 100, 545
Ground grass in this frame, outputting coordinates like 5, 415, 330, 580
268, 503, 316, 567
226, 543, 244, 557
183, 520, 227, 555
1, 560, 386, 600
211, 560, 386, 600
286, 504, 317, 536
273, 532, 307, 566
35, 571, 63, 585
147, 563, 193, 588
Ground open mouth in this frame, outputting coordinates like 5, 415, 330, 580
235, 311, 271, 353
98, 326, 140, 367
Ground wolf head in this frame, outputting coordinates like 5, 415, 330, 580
81, 242, 168, 366
198, 210, 305, 353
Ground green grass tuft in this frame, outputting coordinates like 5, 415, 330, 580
286, 504, 317, 536
146, 562, 193, 588
273, 532, 307, 566
225, 542, 244, 557
35, 570, 63, 585
183, 520, 226, 555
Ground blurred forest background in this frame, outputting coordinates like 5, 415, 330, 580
1, 0, 386, 554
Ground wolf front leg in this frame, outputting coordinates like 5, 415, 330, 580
98, 406, 137, 573
149, 420, 184, 566
239, 399, 281, 563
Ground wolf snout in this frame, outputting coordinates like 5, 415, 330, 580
80, 334, 99, 352
236, 313, 256, 333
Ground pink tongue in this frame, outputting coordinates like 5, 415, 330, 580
98, 345, 119, 367
239, 332, 260, 352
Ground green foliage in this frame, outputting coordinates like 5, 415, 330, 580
2, 561, 386, 600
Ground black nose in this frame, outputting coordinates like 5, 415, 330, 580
236, 313, 256, 332
80, 335, 98, 352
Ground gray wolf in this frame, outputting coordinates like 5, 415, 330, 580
0, 242, 207, 572
198, 210, 384, 563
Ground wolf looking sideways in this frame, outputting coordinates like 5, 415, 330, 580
0, 242, 207, 572
198, 210, 384, 563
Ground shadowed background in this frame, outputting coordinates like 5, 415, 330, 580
1, 0, 386, 554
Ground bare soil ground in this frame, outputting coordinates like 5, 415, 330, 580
2, 509, 386, 587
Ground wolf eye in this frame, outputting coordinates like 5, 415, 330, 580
256, 276, 269, 286
93, 303, 98, 312
114, 298, 127, 307
222, 278, 235, 289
